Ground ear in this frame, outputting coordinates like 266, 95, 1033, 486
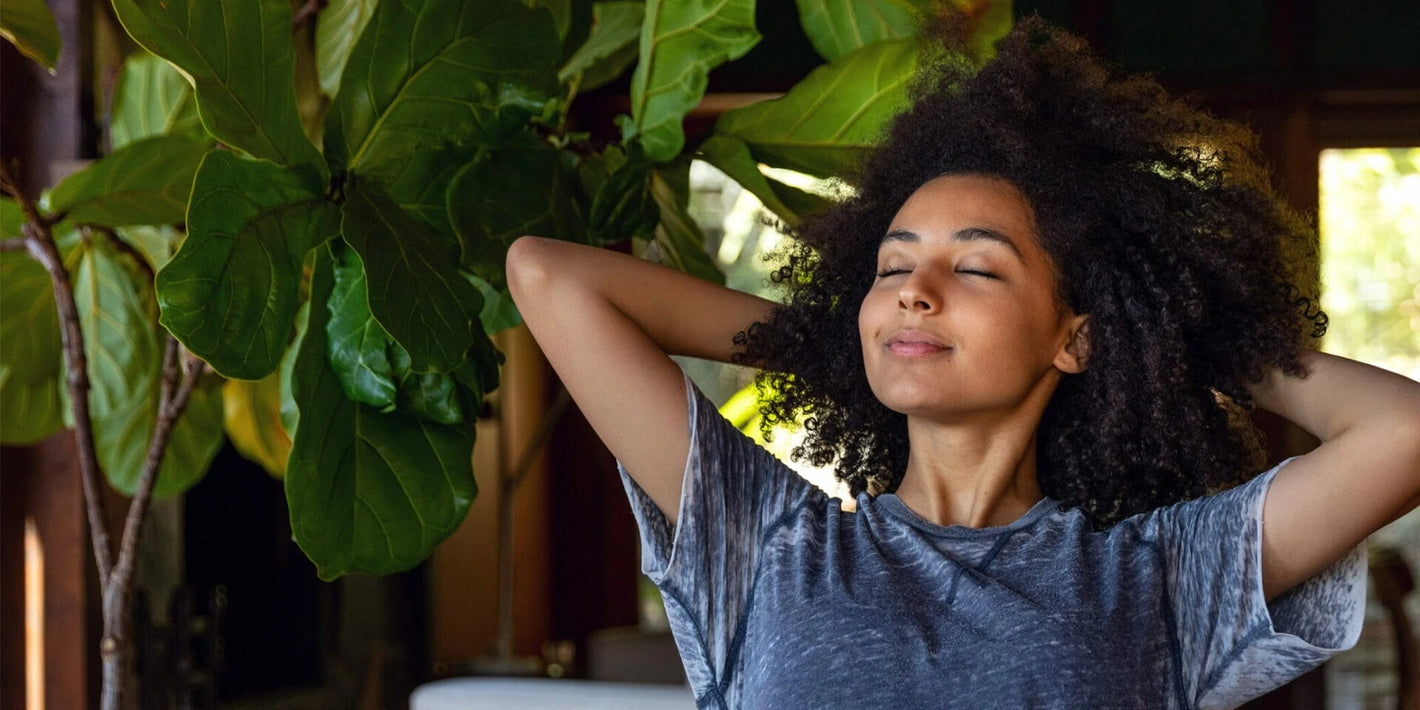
1053, 314, 1090, 374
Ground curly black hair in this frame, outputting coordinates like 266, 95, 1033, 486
736, 15, 1326, 528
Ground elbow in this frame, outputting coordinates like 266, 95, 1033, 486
505, 236, 554, 308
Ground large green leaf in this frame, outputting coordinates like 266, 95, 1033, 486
585, 144, 657, 244
326, 242, 482, 423
468, 274, 522, 335
109, 51, 203, 150
94, 371, 224, 498
0, 0, 60, 71
575, 142, 626, 194
530, 0, 574, 40
378, 145, 480, 238
314, 0, 378, 98
628, 0, 759, 162
323, 0, 560, 178
0, 252, 65, 444
72, 237, 163, 423
447, 132, 583, 287
110, 0, 322, 167
794, 0, 924, 61
697, 134, 832, 227
158, 150, 338, 380
647, 164, 722, 283
394, 367, 468, 425
286, 249, 478, 579
341, 180, 480, 374
714, 39, 917, 179
559, 1, 642, 91
71, 237, 223, 496
45, 135, 207, 227
326, 241, 400, 409
114, 225, 181, 272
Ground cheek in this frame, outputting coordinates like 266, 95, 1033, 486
991, 304, 1064, 366
857, 294, 889, 383
857, 292, 879, 343
962, 303, 1039, 361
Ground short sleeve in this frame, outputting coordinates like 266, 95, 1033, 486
1154, 457, 1368, 709
616, 370, 821, 700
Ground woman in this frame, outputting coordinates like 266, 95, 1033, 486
506, 17, 1420, 709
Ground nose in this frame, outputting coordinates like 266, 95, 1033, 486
897, 273, 939, 312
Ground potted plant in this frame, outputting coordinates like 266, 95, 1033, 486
0, 0, 1008, 706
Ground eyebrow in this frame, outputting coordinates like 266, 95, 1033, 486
880, 227, 1024, 261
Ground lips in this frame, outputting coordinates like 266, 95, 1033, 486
885, 329, 951, 357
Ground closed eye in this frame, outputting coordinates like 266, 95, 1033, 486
959, 269, 997, 279
876, 268, 909, 278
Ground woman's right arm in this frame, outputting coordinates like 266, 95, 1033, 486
505, 236, 777, 524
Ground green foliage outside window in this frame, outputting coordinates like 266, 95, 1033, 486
1319, 148, 1420, 380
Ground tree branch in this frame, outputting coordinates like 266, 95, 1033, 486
1, 237, 27, 251
109, 337, 204, 625
0, 160, 55, 227
505, 385, 573, 493
291, 0, 326, 29
0, 161, 115, 584
88, 226, 156, 284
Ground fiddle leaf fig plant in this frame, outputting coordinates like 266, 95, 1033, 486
0, 0, 1008, 706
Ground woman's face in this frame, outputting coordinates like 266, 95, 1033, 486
858, 174, 1087, 422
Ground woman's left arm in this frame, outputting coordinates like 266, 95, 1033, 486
1249, 349, 1420, 601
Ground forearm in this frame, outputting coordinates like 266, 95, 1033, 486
1247, 349, 1420, 443
506, 236, 776, 364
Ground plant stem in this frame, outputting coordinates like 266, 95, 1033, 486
3, 162, 206, 710
495, 386, 573, 661
88, 226, 156, 283
104, 338, 205, 710
291, 0, 326, 28
0, 165, 116, 585
1, 163, 121, 707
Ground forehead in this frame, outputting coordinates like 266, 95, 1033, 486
886, 174, 1038, 246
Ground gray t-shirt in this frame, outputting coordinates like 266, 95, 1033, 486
618, 373, 1367, 709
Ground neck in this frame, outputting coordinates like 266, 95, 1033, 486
892, 376, 1058, 529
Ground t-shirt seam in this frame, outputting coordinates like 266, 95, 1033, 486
1197, 621, 1272, 702
1195, 465, 1276, 701
974, 527, 1020, 571
660, 581, 725, 707
693, 686, 727, 710
877, 495, 1058, 539
718, 495, 820, 699
1145, 528, 1193, 710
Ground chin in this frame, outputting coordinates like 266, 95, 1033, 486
873, 387, 956, 418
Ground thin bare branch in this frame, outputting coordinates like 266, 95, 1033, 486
291, 0, 326, 28
0, 162, 45, 225
0, 237, 27, 252
506, 385, 573, 492
88, 226, 156, 283
1, 161, 116, 585
111, 337, 195, 595
105, 338, 205, 682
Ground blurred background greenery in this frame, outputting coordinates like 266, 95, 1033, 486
1319, 147, 1420, 380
